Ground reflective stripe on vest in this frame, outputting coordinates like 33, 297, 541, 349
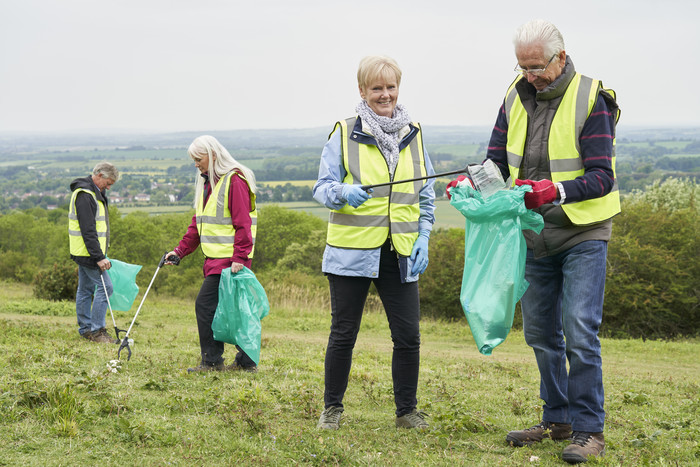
68, 188, 108, 256
196, 171, 257, 259
326, 117, 425, 256
504, 73, 621, 225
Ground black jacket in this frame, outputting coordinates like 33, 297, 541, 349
70, 175, 109, 268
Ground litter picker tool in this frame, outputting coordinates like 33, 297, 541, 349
100, 272, 126, 342
360, 164, 475, 191
117, 252, 177, 360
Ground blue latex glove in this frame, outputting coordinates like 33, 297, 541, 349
342, 184, 372, 208
410, 233, 430, 275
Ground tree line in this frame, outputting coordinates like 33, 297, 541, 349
0, 178, 697, 340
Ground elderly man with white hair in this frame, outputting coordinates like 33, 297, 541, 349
69, 161, 120, 344
483, 19, 620, 463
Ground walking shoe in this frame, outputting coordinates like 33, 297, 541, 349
317, 406, 343, 430
81, 331, 94, 340
226, 362, 258, 373
95, 327, 120, 344
506, 420, 572, 447
187, 362, 226, 373
562, 431, 605, 464
396, 409, 429, 430
89, 328, 118, 344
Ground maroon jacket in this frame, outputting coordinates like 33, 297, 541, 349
173, 172, 254, 276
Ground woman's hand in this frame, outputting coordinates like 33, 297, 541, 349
230, 262, 244, 274
164, 250, 180, 266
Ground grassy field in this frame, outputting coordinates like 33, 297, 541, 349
1, 280, 698, 465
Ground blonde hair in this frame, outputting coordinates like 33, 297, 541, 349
357, 55, 402, 92
188, 135, 257, 208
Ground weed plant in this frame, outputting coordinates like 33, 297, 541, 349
1, 281, 698, 465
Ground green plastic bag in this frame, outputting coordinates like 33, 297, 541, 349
212, 267, 270, 365
104, 258, 142, 311
449, 185, 544, 355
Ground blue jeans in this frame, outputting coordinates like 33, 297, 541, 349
76, 265, 112, 335
520, 240, 607, 433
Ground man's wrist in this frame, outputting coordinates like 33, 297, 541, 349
554, 182, 566, 205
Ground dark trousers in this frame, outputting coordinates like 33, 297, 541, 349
195, 274, 255, 367
324, 243, 421, 417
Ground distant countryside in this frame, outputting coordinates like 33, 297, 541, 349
1, 126, 698, 226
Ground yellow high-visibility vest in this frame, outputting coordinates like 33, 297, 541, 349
68, 188, 108, 256
196, 171, 257, 259
504, 73, 621, 225
326, 117, 426, 256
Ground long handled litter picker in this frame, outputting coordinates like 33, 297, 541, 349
359, 164, 474, 191
117, 252, 171, 360
100, 272, 126, 343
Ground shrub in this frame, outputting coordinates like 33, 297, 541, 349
418, 228, 464, 320
34, 262, 79, 301
254, 205, 326, 271
0, 250, 40, 283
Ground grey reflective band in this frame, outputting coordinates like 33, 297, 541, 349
390, 191, 419, 205
574, 75, 594, 154
346, 118, 362, 185
197, 215, 231, 225
329, 212, 390, 228
504, 82, 520, 126
200, 235, 235, 243
507, 151, 523, 170
391, 221, 419, 234
68, 229, 106, 237
550, 157, 584, 173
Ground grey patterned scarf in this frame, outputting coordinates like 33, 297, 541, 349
356, 100, 412, 176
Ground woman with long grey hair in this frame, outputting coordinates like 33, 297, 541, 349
166, 135, 258, 373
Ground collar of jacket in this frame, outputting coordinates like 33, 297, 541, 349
350, 116, 419, 153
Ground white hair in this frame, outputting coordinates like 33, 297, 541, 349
188, 135, 257, 208
92, 161, 119, 181
513, 19, 565, 59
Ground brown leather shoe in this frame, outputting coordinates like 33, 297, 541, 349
88, 328, 118, 344
562, 432, 605, 464
506, 420, 572, 447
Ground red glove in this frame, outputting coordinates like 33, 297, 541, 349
515, 179, 558, 209
446, 175, 474, 200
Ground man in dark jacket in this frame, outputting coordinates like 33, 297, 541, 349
68, 162, 119, 343
484, 20, 619, 464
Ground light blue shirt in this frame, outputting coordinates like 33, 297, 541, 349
312, 124, 436, 280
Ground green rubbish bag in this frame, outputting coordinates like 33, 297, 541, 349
104, 258, 142, 311
212, 267, 270, 365
449, 184, 544, 355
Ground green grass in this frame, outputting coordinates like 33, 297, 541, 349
1, 281, 698, 465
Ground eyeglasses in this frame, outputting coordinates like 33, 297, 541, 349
514, 54, 557, 76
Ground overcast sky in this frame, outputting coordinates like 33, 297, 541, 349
1, 0, 698, 133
